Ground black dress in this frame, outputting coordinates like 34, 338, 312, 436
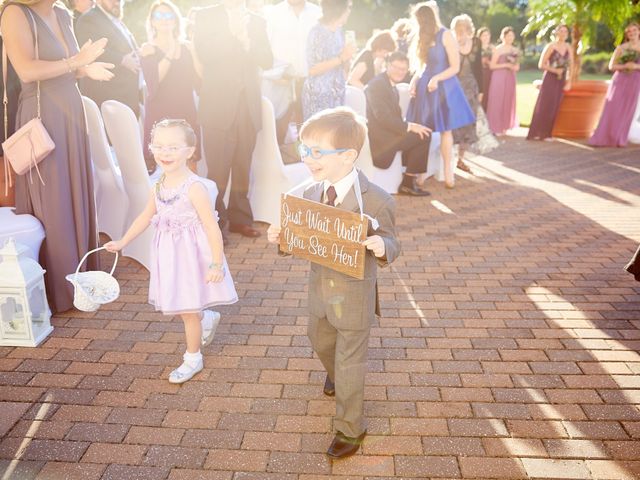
351, 49, 375, 86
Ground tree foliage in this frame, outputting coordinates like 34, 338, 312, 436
522, 0, 640, 81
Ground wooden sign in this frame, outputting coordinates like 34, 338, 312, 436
279, 194, 367, 279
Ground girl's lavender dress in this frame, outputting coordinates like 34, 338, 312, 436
527, 49, 569, 140
486, 53, 518, 134
149, 175, 238, 315
589, 58, 640, 147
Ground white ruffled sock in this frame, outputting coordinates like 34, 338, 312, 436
175, 350, 202, 375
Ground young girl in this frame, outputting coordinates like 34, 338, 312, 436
105, 119, 238, 384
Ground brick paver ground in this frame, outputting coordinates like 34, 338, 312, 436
1, 135, 640, 479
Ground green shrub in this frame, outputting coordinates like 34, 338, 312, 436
581, 51, 612, 74
520, 55, 540, 70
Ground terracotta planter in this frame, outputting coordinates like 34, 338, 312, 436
551, 80, 609, 138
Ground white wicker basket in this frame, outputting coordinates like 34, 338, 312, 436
65, 247, 119, 312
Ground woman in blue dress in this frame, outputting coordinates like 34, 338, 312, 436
407, 1, 475, 189
302, 0, 355, 120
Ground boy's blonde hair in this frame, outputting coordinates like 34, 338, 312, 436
299, 107, 368, 154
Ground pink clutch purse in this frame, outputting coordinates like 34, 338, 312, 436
2, 8, 54, 194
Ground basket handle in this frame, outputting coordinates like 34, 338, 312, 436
74, 247, 119, 279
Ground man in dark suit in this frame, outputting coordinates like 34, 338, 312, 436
193, 0, 273, 238
66, 0, 94, 25
364, 51, 431, 196
75, 0, 140, 115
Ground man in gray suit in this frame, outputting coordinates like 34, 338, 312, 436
268, 108, 401, 458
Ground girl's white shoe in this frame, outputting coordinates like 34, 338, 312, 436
169, 359, 203, 384
169, 354, 203, 384
201, 310, 221, 347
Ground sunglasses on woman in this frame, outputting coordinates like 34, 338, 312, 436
152, 11, 176, 21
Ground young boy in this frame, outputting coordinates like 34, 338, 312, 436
267, 107, 401, 458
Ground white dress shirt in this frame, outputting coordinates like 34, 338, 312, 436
265, 1, 321, 78
323, 168, 359, 207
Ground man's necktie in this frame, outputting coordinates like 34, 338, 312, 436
325, 185, 337, 207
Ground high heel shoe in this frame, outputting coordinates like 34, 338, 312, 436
445, 181, 455, 189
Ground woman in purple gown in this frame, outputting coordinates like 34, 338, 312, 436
140, 0, 200, 171
486, 27, 519, 136
527, 25, 573, 140
589, 22, 640, 148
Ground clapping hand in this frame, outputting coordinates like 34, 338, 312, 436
362, 235, 385, 258
75, 38, 108, 67
84, 62, 115, 81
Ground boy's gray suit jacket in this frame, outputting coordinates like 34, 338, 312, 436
302, 171, 401, 330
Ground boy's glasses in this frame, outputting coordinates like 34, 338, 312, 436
148, 144, 191, 154
152, 11, 176, 20
298, 143, 349, 160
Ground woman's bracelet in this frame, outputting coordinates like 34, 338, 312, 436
63, 57, 76, 73
208, 262, 224, 271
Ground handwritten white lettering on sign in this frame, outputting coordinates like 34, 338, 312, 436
280, 194, 367, 279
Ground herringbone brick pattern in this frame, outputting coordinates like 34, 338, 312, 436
1, 135, 639, 479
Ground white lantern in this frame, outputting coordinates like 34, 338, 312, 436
0, 239, 52, 347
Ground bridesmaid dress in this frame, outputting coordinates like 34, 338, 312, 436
527, 49, 569, 140
486, 53, 518, 135
589, 56, 640, 147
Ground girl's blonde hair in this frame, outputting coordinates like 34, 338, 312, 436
151, 119, 197, 147
625, 21, 640, 41
450, 14, 475, 37
146, 0, 183, 41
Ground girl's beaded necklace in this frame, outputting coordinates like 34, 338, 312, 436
155, 174, 186, 205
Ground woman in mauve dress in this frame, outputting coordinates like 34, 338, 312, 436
1, 0, 113, 313
527, 25, 573, 141
589, 22, 640, 148
486, 26, 519, 135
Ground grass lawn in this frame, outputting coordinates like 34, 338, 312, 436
516, 70, 610, 127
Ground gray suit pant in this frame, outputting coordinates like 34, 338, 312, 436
308, 315, 370, 438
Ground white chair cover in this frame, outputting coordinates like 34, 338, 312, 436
82, 96, 128, 241
345, 85, 367, 117
249, 96, 310, 226
0, 207, 44, 261
101, 101, 154, 270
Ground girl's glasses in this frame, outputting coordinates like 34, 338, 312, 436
297, 143, 349, 160
152, 11, 176, 21
149, 144, 191, 154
